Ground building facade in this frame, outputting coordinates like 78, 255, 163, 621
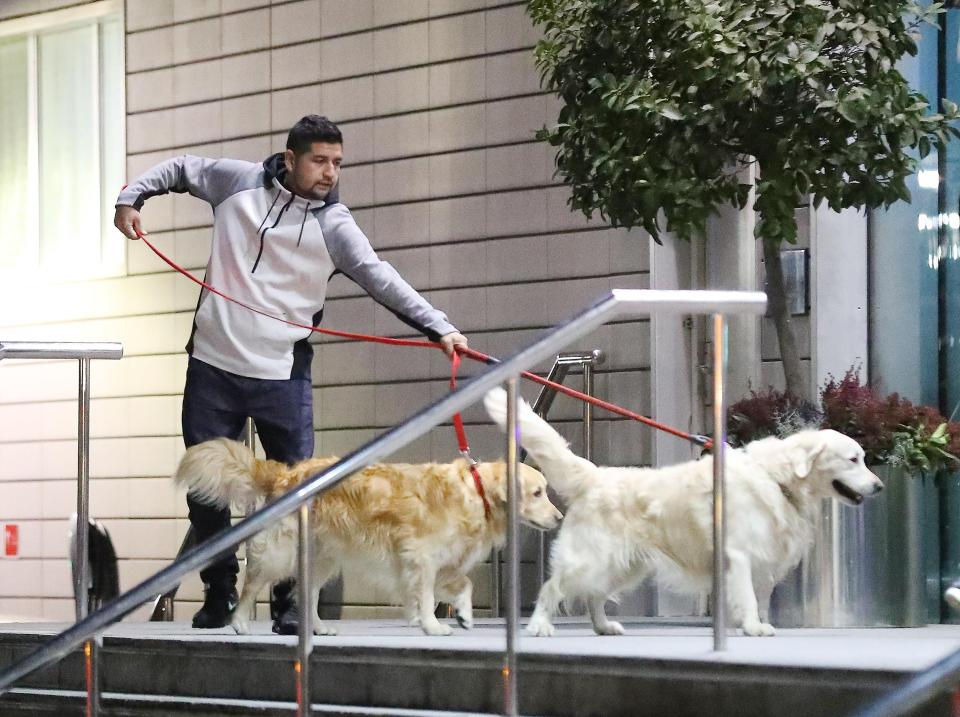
0, 0, 660, 621
0, 0, 952, 624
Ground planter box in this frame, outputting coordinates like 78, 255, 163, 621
769, 465, 936, 628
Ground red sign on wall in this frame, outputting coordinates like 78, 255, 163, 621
4, 524, 18, 558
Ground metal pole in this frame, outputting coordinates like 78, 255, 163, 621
490, 550, 501, 618
850, 646, 960, 717
503, 378, 520, 717
75, 358, 90, 622
244, 418, 256, 620
711, 314, 728, 652
76, 357, 100, 715
296, 503, 313, 717
582, 364, 594, 462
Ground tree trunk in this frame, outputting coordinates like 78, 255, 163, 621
762, 237, 807, 397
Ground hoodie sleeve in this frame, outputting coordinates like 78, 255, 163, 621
319, 204, 458, 341
116, 155, 257, 210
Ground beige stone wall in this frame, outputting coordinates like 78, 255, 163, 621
0, 0, 654, 621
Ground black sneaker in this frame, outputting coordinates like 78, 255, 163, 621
272, 596, 300, 635
191, 584, 238, 629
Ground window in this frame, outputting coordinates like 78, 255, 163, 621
0, 2, 124, 280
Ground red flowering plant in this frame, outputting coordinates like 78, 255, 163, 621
727, 389, 821, 447
728, 367, 959, 474
819, 368, 958, 473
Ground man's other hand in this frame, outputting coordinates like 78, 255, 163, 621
439, 332, 468, 357
114, 205, 146, 240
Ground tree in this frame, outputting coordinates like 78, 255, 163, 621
528, 0, 960, 396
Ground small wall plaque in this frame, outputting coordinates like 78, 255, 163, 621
780, 248, 809, 316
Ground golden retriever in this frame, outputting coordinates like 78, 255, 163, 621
483, 388, 883, 637
174, 438, 562, 636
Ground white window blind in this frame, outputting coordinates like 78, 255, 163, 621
0, 9, 124, 279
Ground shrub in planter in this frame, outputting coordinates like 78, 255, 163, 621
729, 367, 959, 473
820, 368, 958, 475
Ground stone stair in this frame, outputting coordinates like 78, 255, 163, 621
0, 619, 956, 717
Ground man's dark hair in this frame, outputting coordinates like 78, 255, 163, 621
286, 115, 343, 155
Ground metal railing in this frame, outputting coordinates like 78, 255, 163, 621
0, 341, 124, 714
532, 350, 605, 599
490, 349, 605, 617
0, 289, 766, 716
849, 647, 960, 716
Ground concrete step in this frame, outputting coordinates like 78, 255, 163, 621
1, 619, 957, 717
1, 688, 496, 716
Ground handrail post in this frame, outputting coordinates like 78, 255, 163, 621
245, 418, 257, 621
503, 377, 520, 717
76, 357, 91, 623
711, 314, 728, 652
582, 361, 594, 462
76, 356, 100, 715
534, 349, 604, 589
297, 503, 313, 717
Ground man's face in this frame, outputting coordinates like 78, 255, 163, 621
284, 141, 343, 201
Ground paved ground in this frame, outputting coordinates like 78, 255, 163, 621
4, 617, 960, 673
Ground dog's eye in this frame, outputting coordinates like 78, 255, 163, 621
850, 456, 859, 464
533, 488, 543, 497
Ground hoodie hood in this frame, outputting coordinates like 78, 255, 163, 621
262, 152, 340, 205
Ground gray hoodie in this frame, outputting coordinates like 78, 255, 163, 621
116, 153, 457, 380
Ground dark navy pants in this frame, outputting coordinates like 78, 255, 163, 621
182, 357, 314, 587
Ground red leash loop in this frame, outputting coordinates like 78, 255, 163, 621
135, 233, 712, 451
137, 232, 439, 350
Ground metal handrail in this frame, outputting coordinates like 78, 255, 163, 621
0, 340, 124, 716
531, 349, 605, 594
490, 349, 605, 617
0, 341, 123, 361
848, 648, 960, 717
0, 290, 766, 714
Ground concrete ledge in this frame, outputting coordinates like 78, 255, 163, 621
1, 619, 958, 717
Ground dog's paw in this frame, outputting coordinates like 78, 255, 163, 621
422, 620, 453, 636
230, 619, 249, 636
455, 610, 473, 630
742, 621, 775, 637
593, 620, 625, 636
314, 621, 338, 636
525, 618, 556, 637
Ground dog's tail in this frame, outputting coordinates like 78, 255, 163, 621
483, 387, 598, 501
174, 438, 263, 511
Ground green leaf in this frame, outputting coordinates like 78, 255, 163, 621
659, 105, 683, 120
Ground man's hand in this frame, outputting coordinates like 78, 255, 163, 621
114, 205, 146, 240
439, 332, 468, 358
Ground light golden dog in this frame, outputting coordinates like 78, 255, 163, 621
174, 438, 561, 636
484, 388, 884, 637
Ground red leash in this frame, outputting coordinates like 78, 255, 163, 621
449, 351, 491, 518
136, 233, 712, 452
459, 346, 711, 449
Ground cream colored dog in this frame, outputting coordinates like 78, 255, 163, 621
174, 438, 561, 636
484, 388, 883, 637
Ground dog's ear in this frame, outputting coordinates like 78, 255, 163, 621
485, 463, 508, 502
792, 436, 827, 478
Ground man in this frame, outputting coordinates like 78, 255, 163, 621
115, 115, 467, 632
